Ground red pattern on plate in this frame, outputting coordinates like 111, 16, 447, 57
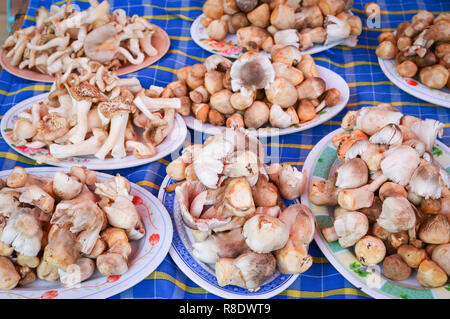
149, 233, 160, 246
41, 290, 58, 299
106, 275, 121, 283
405, 79, 418, 86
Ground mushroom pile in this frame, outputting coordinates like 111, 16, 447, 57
2, 0, 158, 77
0, 166, 145, 289
168, 49, 341, 131
310, 104, 450, 288
376, 11, 450, 90
10, 72, 181, 162
201, 0, 362, 52
165, 127, 314, 291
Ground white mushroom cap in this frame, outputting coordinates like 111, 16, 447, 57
369, 124, 403, 146
410, 119, 444, 151
380, 145, 420, 185
335, 158, 369, 189
230, 52, 275, 95
52, 171, 83, 200
84, 24, 119, 63
377, 197, 416, 233
333, 211, 369, 248
409, 161, 442, 200
355, 106, 403, 135
243, 214, 289, 253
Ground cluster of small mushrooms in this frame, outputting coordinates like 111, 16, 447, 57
376, 10, 450, 90
201, 0, 362, 52
309, 104, 449, 288
2, 0, 158, 76
11, 71, 181, 162
169, 50, 341, 130
165, 128, 314, 291
0, 166, 145, 289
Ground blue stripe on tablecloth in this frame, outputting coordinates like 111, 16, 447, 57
0, 0, 449, 299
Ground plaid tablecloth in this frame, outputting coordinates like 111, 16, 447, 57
0, 0, 449, 299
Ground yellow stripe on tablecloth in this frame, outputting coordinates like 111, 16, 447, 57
146, 271, 208, 294
347, 100, 438, 107
158, 158, 170, 166
266, 143, 314, 150
314, 57, 378, 68
348, 81, 393, 87
0, 85, 51, 96
335, 44, 377, 50
0, 152, 40, 165
168, 49, 205, 62
351, 8, 448, 15
143, 4, 202, 11
169, 35, 193, 41
363, 26, 396, 32
136, 180, 160, 191
313, 257, 329, 263
279, 288, 369, 298
280, 162, 304, 166
142, 14, 194, 22
147, 65, 177, 74
147, 272, 367, 297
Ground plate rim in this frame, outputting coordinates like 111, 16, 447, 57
157, 175, 300, 299
0, 166, 173, 299
190, 14, 346, 59
378, 57, 450, 108
300, 127, 450, 299
0, 93, 188, 170
0, 25, 170, 83
183, 65, 350, 137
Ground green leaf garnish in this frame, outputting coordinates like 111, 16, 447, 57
432, 146, 443, 157
349, 262, 371, 277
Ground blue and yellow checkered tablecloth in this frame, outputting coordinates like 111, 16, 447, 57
0, 0, 449, 299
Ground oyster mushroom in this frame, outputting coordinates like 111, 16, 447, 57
410, 119, 444, 152
1, 208, 43, 257
369, 124, 403, 146
343, 105, 403, 136
51, 197, 105, 255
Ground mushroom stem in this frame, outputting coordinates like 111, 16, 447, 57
95, 113, 129, 160
49, 129, 108, 158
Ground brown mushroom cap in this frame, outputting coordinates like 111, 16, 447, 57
68, 82, 108, 103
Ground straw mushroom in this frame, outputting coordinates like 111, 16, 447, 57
354, 235, 386, 266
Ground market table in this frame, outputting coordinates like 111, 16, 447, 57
0, 0, 448, 299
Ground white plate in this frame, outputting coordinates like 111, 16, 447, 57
184, 65, 349, 137
0, 166, 173, 299
1, 93, 188, 170
378, 57, 450, 108
158, 175, 300, 299
191, 14, 346, 59
300, 128, 450, 299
